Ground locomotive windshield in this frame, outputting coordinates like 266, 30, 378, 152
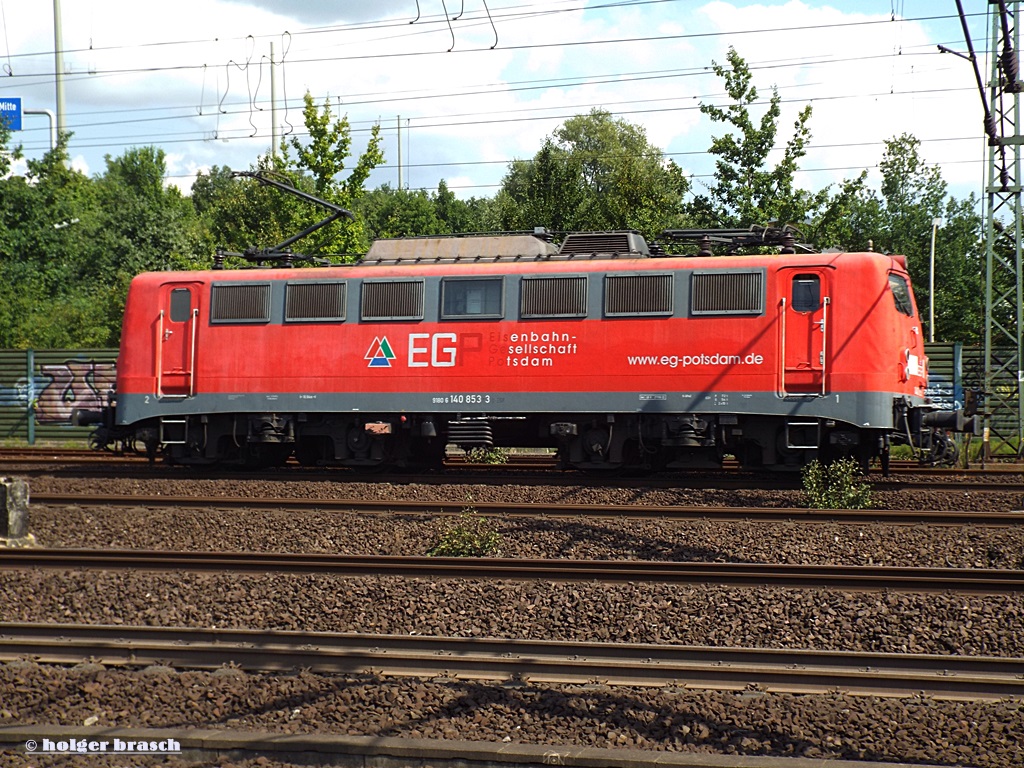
888, 274, 914, 316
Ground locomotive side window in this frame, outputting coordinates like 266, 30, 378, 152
441, 277, 503, 319
210, 283, 272, 323
361, 279, 425, 321
285, 281, 346, 322
690, 271, 764, 315
791, 274, 820, 312
169, 288, 192, 322
520, 275, 588, 318
604, 274, 673, 316
888, 274, 914, 316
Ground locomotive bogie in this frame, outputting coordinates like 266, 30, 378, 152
86, 232, 971, 472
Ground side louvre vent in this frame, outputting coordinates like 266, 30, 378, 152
211, 283, 271, 323
361, 280, 425, 321
605, 274, 673, 316
520, 276, 588, 318
559, 232, 649, 256
691, 271, 764, 315
286, 281, 346, 322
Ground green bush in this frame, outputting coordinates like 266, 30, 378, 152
888, 444, 914, 460
802, 458, 872, 509
464, 446, 509, 464
427, 509, 503, 557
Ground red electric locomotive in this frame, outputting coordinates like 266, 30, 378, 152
81, 223, 969, 472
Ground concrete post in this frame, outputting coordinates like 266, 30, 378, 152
0, 477, 33, 546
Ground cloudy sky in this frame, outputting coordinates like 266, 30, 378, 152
0, 1, 996, 205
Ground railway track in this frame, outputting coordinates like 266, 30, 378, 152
2, 452, 1018, 481
25, 490, 1024, 525
1, 622, 1019, 699
2, 548, 1021, 593
5, 446, 1023, 468
5, 464, 1024, 496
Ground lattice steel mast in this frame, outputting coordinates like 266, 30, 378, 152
982, 1, 1024, 458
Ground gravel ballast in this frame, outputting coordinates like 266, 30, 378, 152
4, 471, 1024, 767
2, 663, 1022, 767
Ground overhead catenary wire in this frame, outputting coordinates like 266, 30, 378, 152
0, 1, 994, 200
4, 47, 977, 152
0, 9, 987, 82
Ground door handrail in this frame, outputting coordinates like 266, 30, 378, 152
820, 296, 830, 396
778, 297, 787, 398
188, 307, 198, 397
155, 310, 164, 397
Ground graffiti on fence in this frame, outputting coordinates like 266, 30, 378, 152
926, 371, 964, 413
34, 360, 117, 425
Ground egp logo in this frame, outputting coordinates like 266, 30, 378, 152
408, 333, 456, 367
365, 333, 457, 369
365, 336, 396, 368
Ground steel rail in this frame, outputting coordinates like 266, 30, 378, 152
27, 491, 1024, 525
0, 622, 1019, 700
3, 447, 1022, 477
1, 548, 1021, 593
3, 456, 1022, 492
0, 726, 963, 768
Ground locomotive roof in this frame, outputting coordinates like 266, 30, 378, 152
361, 230, 651, 265
133, 249, 909, 285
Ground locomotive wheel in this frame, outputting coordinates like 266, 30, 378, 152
295, 437, 330, 467
346, 427, 372, 456
244, 443, 293, 468
409, 439, 446, 471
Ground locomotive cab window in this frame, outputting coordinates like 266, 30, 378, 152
791, 274, 821, 312
888, 274, 914, 317
169, 288, 192, 322
441, 277, 504, 319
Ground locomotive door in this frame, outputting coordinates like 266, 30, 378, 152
156, 284, 199, 398
779, 268, 831, 396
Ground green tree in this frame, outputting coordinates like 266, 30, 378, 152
691, 47, 819, 229
0, 133, 122, 347
357, 184, 444, 240
0, 117, 21, 177
94, 146, 199, 278
870, 135, 981, 344
933, 195, 983, 344
191, 155, 304, 266
808, 172, 884, 253
200, 93, 386, 263
354, 180, 493, 242
282, 91, 385, 256
492, 109, 689, 240
810, 134, 982, 344
433, 179, 491, 233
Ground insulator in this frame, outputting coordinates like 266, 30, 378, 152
1003, 49, 1021, 91
985, 113, 999, 144
698, 235, 712, 258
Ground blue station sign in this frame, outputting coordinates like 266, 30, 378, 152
0, 97, 22, 131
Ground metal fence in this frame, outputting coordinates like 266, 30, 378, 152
0, 349, 118, 444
